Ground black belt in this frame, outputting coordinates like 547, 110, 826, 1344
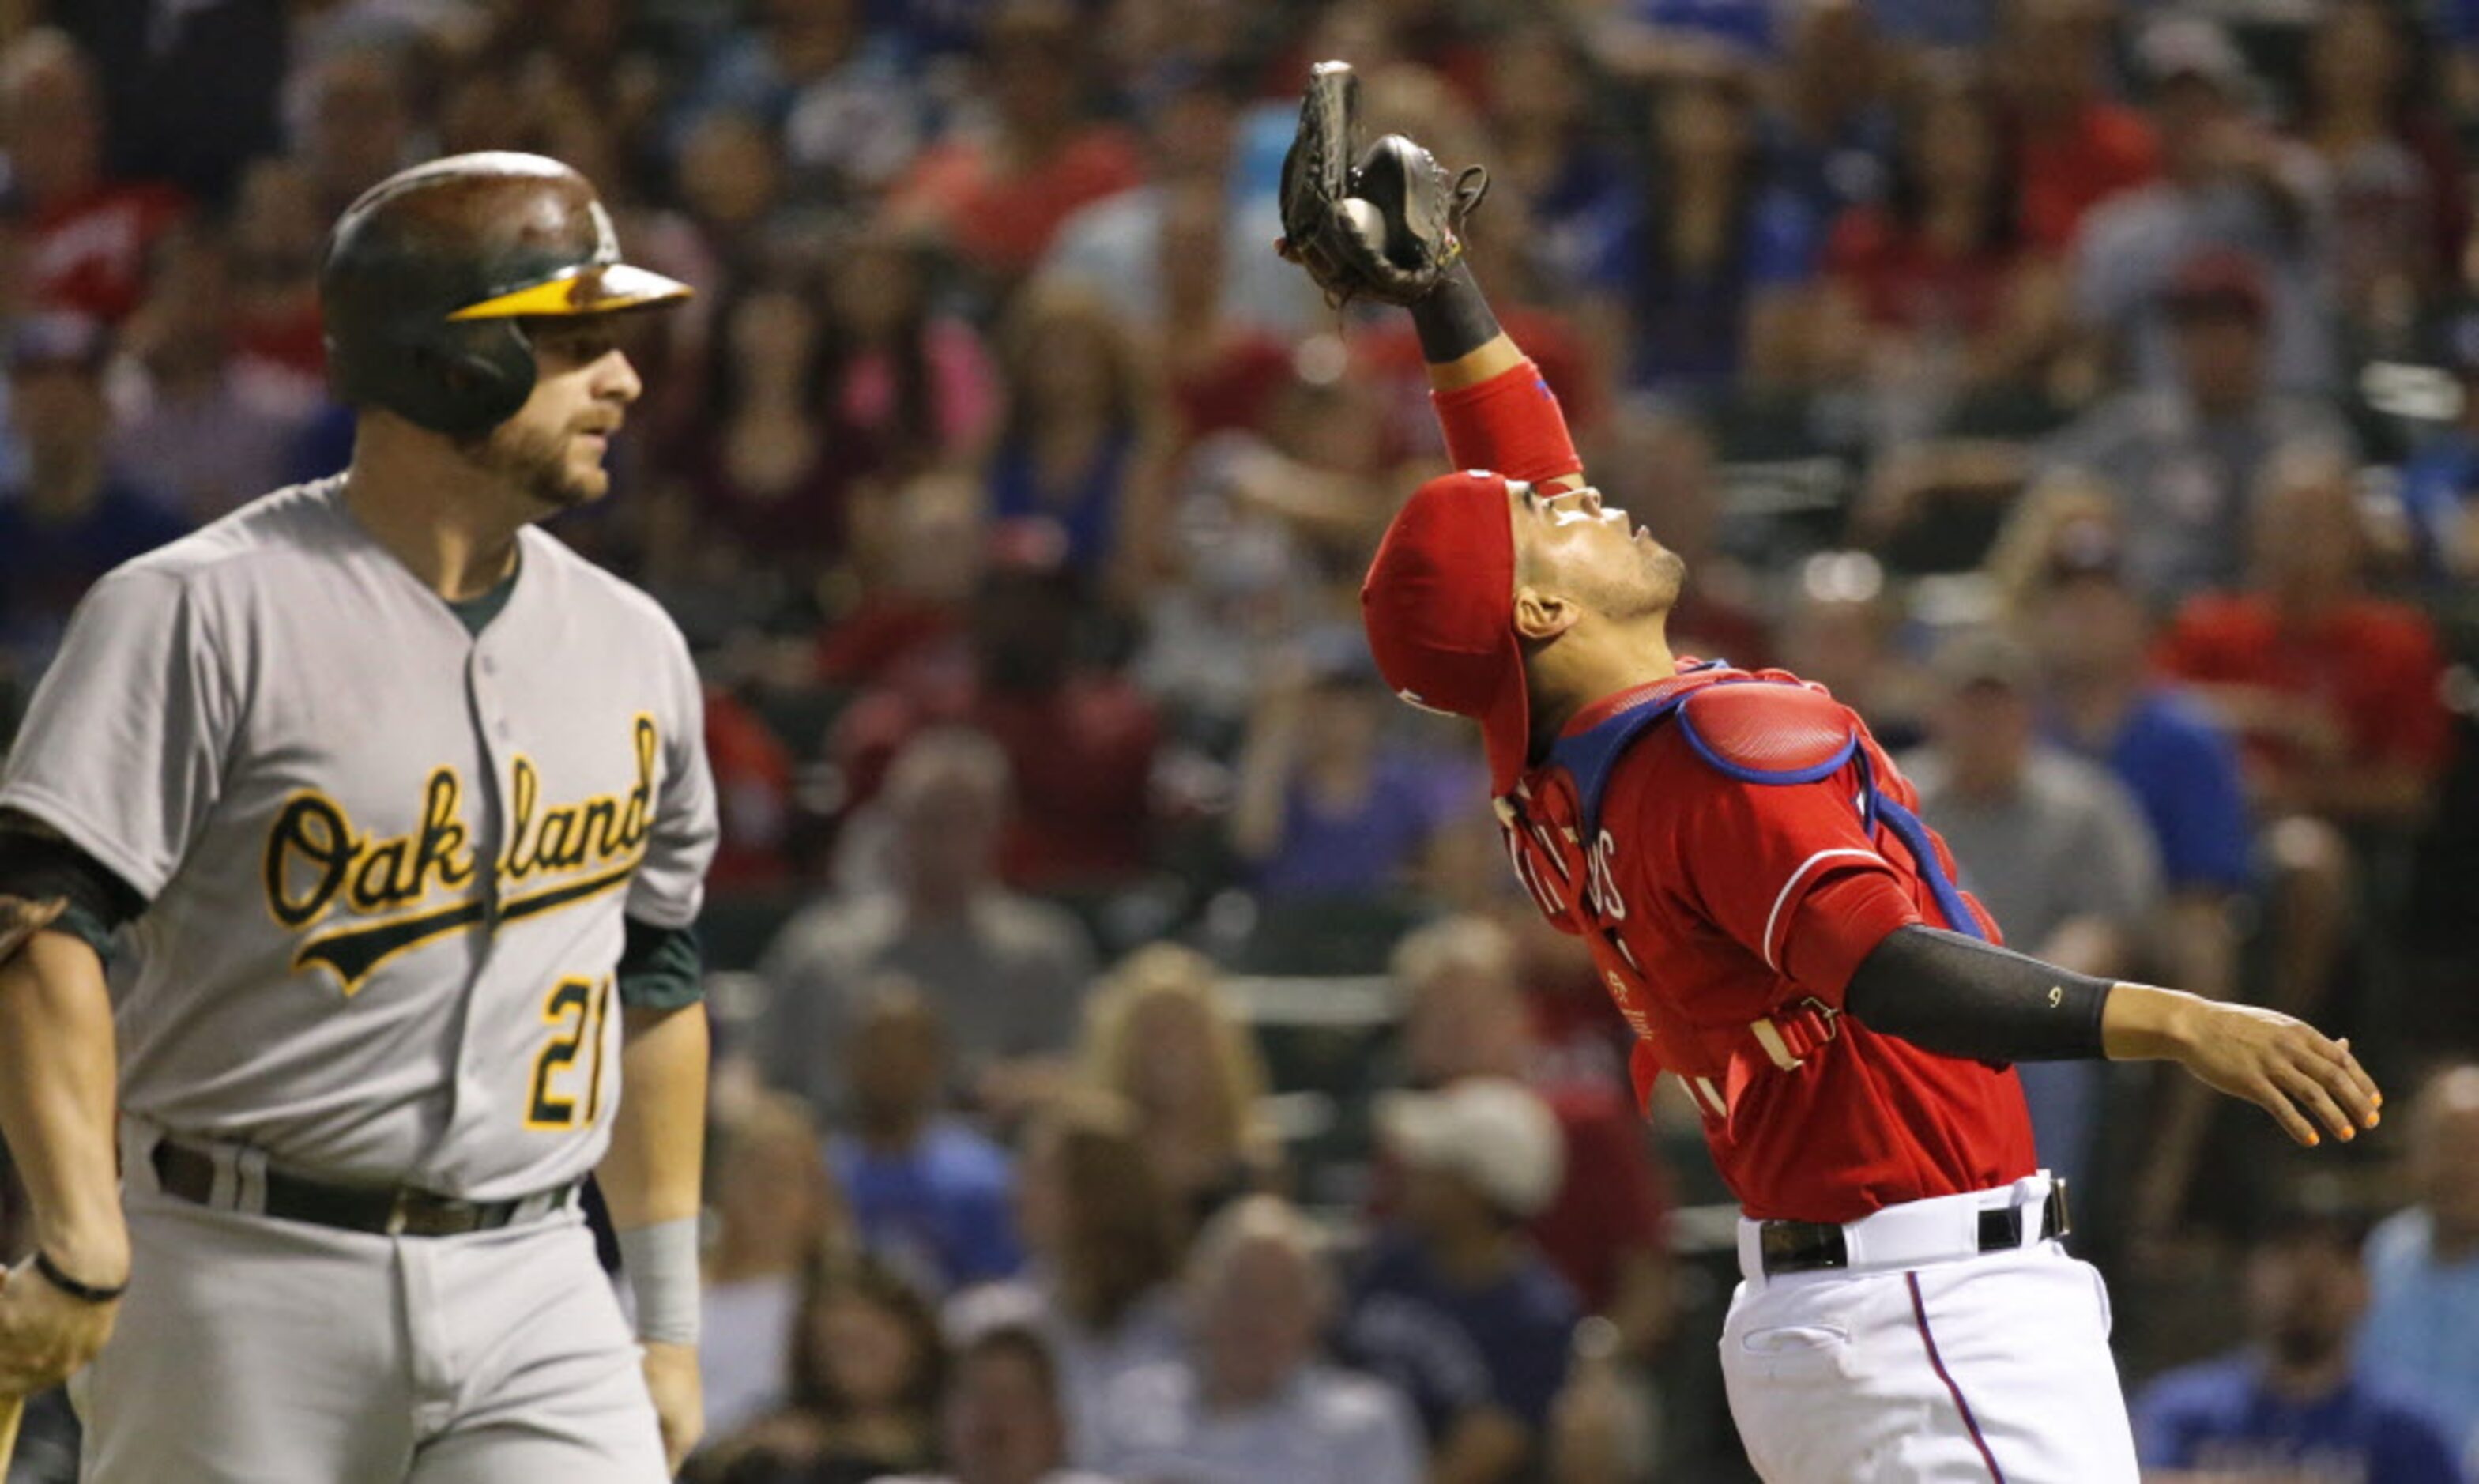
152, 1142, 575, 1238
1759, 1179, 2072, 1278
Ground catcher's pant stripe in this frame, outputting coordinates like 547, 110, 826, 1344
1908, 1270, 2005, 1483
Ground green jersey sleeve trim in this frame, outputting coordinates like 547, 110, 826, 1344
617, 916, 703, 1008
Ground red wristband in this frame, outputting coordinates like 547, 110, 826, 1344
1430, 360, 1583, 488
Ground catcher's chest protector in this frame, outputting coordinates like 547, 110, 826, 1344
1498, 668, 1991, 1113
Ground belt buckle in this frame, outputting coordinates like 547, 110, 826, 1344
386, 1190, 478, 1237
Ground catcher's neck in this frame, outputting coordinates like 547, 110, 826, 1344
1528, 613, 1678, 750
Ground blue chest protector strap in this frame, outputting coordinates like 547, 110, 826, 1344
1547, 672, 1988, 944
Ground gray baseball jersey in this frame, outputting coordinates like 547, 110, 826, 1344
0, 475, 718, 1200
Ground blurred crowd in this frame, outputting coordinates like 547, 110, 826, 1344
2, 0, 2479, 1479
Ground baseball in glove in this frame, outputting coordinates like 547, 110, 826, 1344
1277, 60, 1489, 307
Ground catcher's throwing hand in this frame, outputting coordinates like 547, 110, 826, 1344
1275, 59, 1489, 306
2106, 985, 2383, 1147
0, 1256, 120, 1395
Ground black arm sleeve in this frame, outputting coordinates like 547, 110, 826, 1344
1410, 260, 1505, 363
0, 826, 145, 958
1840, 925, 2114, 1064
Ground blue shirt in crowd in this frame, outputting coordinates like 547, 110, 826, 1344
2358, 1207, 2479, 1476
2133, 1354, 2463, 1484
2048, 687, 2255, 894
829, 1117, 1023, 1296
1336, 1232, 1578, 1447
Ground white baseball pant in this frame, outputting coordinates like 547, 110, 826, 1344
70, 1128, 668, 1483
1720, 1174, 2140, 1482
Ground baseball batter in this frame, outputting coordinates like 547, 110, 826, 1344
1275, 66, 2384, 1482
0, 153, 719, 1481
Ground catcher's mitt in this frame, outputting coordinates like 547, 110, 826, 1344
0, 895, 64, 968
1277, 61, 1489, 307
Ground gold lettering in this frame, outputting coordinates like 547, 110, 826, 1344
348, 838, 413, 910
503, 755, 541, 880
264, 793, 356, 928
413, 769, 476, 890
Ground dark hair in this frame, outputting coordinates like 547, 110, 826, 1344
784, 1247, 948, 1426
2296, 0, 2445, 137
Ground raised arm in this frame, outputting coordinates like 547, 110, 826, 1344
1273, 61, 1583, 491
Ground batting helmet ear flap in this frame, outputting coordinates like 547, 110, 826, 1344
411, 318, 538, 439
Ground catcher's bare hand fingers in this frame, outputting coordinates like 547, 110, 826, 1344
2270, 1058, 2357, 1145
2246, 1074, 2323, 1148
2327, 1036, 2383, 1124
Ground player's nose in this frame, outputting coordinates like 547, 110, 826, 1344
598, 349, 644, 406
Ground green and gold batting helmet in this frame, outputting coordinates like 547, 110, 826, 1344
319, 152, 691, 439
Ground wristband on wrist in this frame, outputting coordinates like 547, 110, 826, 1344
33, 1249, 126, 1305
614, 1216, 701, 1347
1410, 262, 1503, 363
1432, 359, 1583, 487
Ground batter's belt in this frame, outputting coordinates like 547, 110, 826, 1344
1750, 1173, 2072, 1282
150, 1139, 579, 1237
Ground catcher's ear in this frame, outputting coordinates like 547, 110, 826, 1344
1513, 586, 1582, 642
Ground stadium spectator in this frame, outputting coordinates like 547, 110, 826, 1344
2070, 17, 2338, 394
291, 40, 417, 220
2133, 1199, 2462, 1483
2156, 446, 2454, 832
672, 109, 799, 278
1392, 915, 1675, 1358
759, 727, 1096, 1116
831, 540, 1163, 891
703, 683, 800, 891
1339, 1079, 1579, 1484
1990, 0, 2157, 255
2392, 302, 2479, 587
1903, 627, 2161, 1192
225, 157, 329, 384
954, 1090, 1186, 1463
818, 469, 989, 691
2295, 0, 2468, 341
1592, 57, 1822, 399
2036, 249, 2357, 603
984, 281, 1174, 593
0, 313, 187, 680
1040, 74, 1322, 345
1993, 487, 2255, 1240
1088, 1195, 1424, 1484
683, 0, 925, 204
0, 28, 186, 326
1078, 944, 1281, 1239
696, 1250, 947, 1484
1818, 60, 2059, 440
829, 978, 1026, 1295
1760, 0, 1895, 224
881, 0, 1144, 295
702, 1095, 850, 1445
1228, 635, 1473, 903
820, 226, 998, 493
1476, 24, 1634, 304
680, 271, 861, 575
107, 226, 319, 525
55, 1, 288, 211
2357, 1063, 2479, 1471
880, 1321, 1113, 1484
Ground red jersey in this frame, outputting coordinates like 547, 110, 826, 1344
1501, 664, 2036, 1224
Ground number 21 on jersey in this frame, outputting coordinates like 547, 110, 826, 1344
528, 975, 615, 1130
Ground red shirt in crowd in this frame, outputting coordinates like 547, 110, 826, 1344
23, 180, 187, 323
834, 659, 1161, 891
2014, 102, 2157, 253
1524, 1079, 1673, 1314
887, 127, 1145, 282
1516, 668, 2036, 1223
2153, 593, 2455, 787
1823, 206, 2021, 335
